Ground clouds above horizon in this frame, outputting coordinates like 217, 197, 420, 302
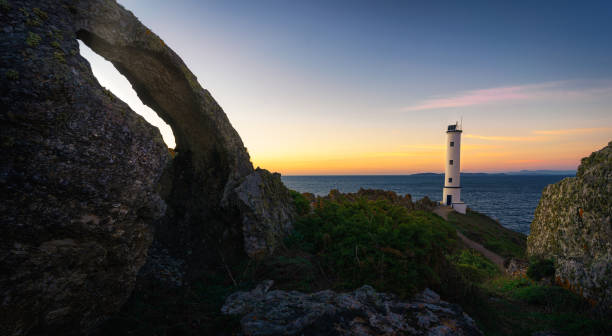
465, 127, 612, 142
403, 80, 612, 111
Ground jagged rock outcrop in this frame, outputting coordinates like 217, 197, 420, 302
72, 0, 295, 265
1, 0, 294, 334
233, 169, 295, 258
222, 280, 482, 336
527, 141, 612, 310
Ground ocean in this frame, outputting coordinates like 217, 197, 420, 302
281, 174, 574, 234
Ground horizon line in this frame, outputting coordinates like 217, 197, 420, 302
280, 170, 577, 177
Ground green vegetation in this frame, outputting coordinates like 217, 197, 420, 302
53, 51, 66, 63
478, 277, 611, 335
289, 190, 310, 216
284, 195, 457, 297
449, 249, 499, 283
0, 0, 10, 11
32, 7, 48, 20
99, 190, 610, 335
447, 209, 526, 259
5, 69, 19, 80
527, 258, 555, 281
26, 32, 41, 47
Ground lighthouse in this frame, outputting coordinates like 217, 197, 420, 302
442, 122, 467, 214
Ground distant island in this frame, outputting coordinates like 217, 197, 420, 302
411, 170, 576, 177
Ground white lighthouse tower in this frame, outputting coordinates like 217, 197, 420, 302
442, 122, 467, 214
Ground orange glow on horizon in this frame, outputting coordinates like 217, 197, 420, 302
250, 129, 610, 175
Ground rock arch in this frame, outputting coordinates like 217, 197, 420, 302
74, 0, 295, 265
0, 0, 294, 334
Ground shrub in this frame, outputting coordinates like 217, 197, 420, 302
527, 258, 555, 281
292, 196, 457, 297
290, 190, 310, 216
513, 285, 586, 310
5, 69, 19, 80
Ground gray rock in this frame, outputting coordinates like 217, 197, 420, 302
527, 141, 612, 311
1, 0, 295, 334
232, 169, 295, 258
0, 0, 168, 334
71, 0, 296, 268
222, 281, 483, 336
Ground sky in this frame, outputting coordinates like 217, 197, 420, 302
80, 0, 612, 175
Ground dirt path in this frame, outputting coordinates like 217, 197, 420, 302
433, 206, 506, 271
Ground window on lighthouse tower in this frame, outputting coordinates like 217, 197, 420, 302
449, 160, 453, 165
450, 141, 454, 147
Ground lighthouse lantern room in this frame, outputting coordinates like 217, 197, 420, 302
442, 123, 467, 214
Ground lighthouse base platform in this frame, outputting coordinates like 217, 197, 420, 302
451, 202, 467, 214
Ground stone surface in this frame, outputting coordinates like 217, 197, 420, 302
232, 169, 296, 258
1, 0, 295, 334
0, 1, 168, 334
527, 141, 612, 310
222, 281, 483, 336
71, 0, 295, 267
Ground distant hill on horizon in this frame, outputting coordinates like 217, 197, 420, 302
411, 170, 576, 176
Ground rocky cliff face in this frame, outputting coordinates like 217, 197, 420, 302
0, 0, 294, 334
222, 280, 482, 336
527, 141, 612, 310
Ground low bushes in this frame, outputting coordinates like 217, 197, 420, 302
286, 194, 458, 297
527, 258, 555, 281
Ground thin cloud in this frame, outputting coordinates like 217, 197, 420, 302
403, 80, 612, 111
532, 127, 612, 135
464, 134, 546, 142
465, 126, 612, 142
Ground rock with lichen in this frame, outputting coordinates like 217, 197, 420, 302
0, 1, 169, 334
1, 0, 295, 334
527, 141, 612, 311
231, 169, 296, 258
222, 280, 483, 336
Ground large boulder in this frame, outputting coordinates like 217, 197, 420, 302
1, 0, 294, 334
0, 1, 168, 334
222, 280, 483, 335
527, 141, 612, 310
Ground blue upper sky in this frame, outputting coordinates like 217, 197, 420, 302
82, 0, 612, 174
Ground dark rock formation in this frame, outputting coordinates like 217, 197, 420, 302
72, 0, 295, 265
1, 0, 295, 334
222, 280, 483, 336
527, 141, 612, 310
0, 1, 168, 334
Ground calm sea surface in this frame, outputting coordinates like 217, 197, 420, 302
281, 174, 573, 234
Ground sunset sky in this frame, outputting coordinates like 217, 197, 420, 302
81, 0, 612, 175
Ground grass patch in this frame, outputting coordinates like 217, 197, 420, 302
447, 209, 526, 259
479, 277, 611, 335
449, 249, 499, 283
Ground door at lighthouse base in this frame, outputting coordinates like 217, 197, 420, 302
446, 195, 452, 206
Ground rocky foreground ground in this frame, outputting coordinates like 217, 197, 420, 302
222, 280, 482, 336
